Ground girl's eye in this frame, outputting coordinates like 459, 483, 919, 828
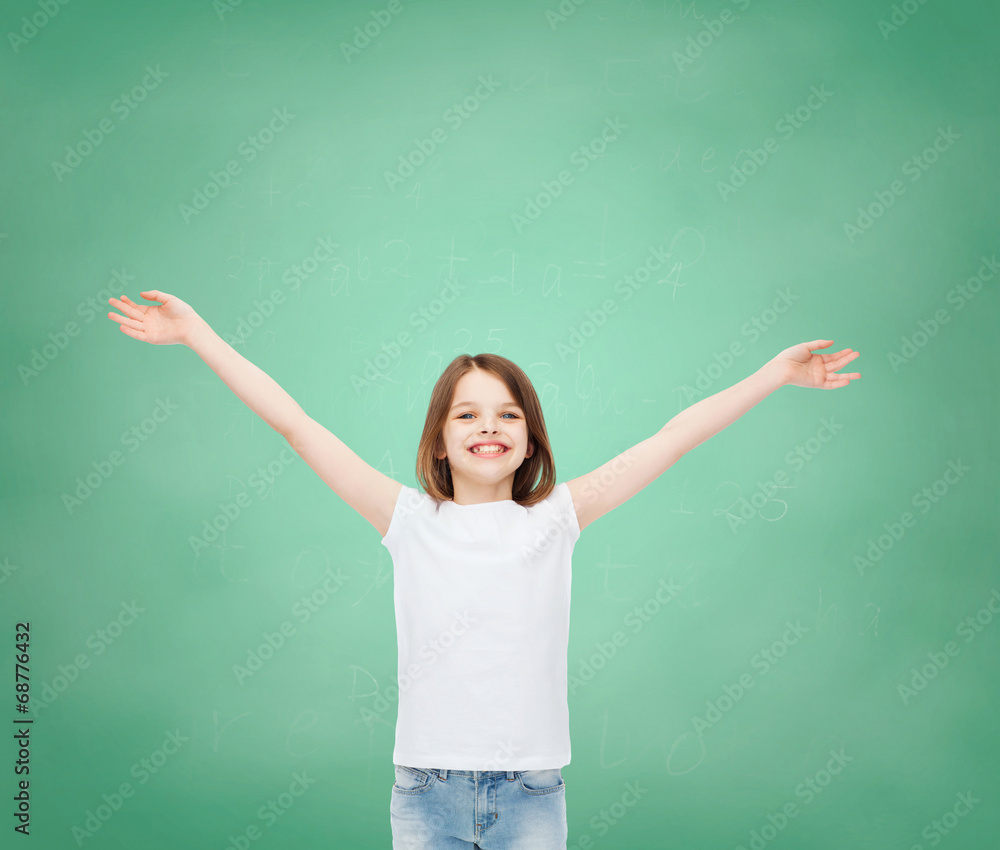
458, 413, 518, 419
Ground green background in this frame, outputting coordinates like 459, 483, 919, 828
2, 0, 998, 847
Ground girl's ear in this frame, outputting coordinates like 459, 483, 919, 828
525, 439, 534, 459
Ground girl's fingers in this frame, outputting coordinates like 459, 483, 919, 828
821, 349, 852, 368
110, 313, 144, 332
108, 294, 159, 341
140, 290, 168, 303
109, 296, 143, 320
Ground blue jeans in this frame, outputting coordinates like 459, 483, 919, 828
390, 765, 567, 849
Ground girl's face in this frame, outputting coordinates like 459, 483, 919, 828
436, 369, 534, 493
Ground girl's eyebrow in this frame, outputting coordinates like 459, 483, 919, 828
450, 401, 521, 410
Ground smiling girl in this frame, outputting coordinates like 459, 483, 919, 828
108, 290, 859, 849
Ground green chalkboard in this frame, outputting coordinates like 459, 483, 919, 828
2, 0, 998, 847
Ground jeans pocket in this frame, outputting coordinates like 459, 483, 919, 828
393, 764, 435, 795
516, 768, 565, 796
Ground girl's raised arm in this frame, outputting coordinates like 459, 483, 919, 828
566, 340, 860, 532
108, 290, 402, 538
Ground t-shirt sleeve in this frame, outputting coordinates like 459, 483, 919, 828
554, 481, 582, 546
380, 484, 425, 555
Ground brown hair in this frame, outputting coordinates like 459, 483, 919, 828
415, 353, 555, 507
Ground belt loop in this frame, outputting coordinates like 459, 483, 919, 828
506, 770, 515, 781
439, 769, 448, 781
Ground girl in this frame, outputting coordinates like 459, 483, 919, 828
107, 290, 860, 849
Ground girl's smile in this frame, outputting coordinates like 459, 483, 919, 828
468, 442, 510, 457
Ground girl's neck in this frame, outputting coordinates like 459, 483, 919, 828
449, 479, 515, 506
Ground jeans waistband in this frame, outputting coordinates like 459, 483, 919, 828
437, 769, 515, 781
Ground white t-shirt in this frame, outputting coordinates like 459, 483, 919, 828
380, 481, 581, 770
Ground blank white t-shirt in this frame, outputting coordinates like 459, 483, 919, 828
380, 481, 581, 770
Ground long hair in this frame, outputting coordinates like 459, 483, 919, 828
415, 353, 555, 507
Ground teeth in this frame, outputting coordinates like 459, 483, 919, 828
471, 446, 506, 454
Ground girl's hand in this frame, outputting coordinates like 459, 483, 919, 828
107, 290, 201, 347
771, 339, 861, 389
